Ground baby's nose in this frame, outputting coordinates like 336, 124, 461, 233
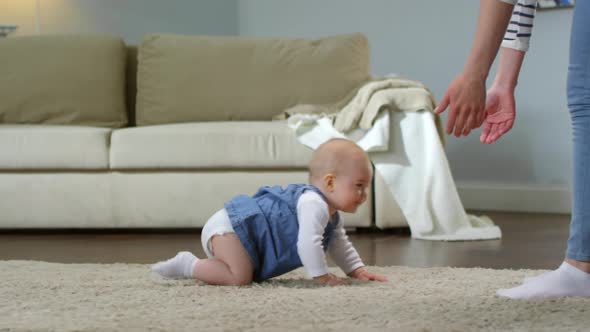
358, 192, 366, 203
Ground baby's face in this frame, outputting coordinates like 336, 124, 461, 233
330, 157, 372, 213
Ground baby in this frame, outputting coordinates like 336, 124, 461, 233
151, 138, 387, 286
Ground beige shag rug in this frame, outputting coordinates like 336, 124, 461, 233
1, 261, 589, 332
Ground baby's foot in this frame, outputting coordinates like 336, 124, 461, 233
497, 262, 590, 299
151, 251, 199, 279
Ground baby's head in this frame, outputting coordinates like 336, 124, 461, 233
308, 138, 372, 214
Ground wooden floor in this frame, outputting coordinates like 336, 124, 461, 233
0, 210, 571, 270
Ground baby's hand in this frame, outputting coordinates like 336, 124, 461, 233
313, 273, 344, 286
348, 267, 388, 282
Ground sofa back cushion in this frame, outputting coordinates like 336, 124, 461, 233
136, 33, 370, 125
0, 35, 128, 127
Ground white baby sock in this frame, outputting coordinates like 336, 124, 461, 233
497, 261, 590, 299
151, 251, 199, 279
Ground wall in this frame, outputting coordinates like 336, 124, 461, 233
238, 0, 574, 213
0, 0, 238, 43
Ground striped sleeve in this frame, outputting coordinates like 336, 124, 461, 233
501, 0, 537, 51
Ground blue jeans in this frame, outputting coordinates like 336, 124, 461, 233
566, 0, 590, 261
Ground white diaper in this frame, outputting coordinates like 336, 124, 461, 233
200, 208, 235, 258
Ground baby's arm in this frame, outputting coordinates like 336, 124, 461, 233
296, 191, 343, 286
329, 224, 388, 282
327, 225, 363, 274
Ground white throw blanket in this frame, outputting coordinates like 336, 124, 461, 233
283, 76, 501, 241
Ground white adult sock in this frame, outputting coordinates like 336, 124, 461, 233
497, 261, 590, 299
523, 271, 550, 283
151, 251, 199, 279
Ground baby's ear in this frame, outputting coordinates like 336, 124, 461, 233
323, 173, 335, 192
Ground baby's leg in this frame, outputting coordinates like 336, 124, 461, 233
193, 233, 253, 286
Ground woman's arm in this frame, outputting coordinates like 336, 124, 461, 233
434, 0, 515, 137
480, 0, 536, 143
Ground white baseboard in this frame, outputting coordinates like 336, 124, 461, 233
456, 182, 571, 214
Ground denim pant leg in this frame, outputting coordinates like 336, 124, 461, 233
566, 0, 590, 261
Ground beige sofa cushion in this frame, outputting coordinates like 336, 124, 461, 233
0, 125, 111, 170
0, 172, 371, 228
0, 35, 127, 127
136, 33, 370, 126
110, 121, 312, 169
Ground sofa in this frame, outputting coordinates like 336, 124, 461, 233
0, 33, 408, 229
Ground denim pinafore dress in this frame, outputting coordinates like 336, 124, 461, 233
224, 184, 339, 282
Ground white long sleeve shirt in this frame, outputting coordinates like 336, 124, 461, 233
499, 0, 537, 51
296, 191, 364, 278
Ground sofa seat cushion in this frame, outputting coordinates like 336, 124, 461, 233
0, 125, 111, 170
110, 121, 313, 169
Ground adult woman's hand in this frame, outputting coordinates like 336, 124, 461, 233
434, 72, 487, 137
480, 84, 516, 144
